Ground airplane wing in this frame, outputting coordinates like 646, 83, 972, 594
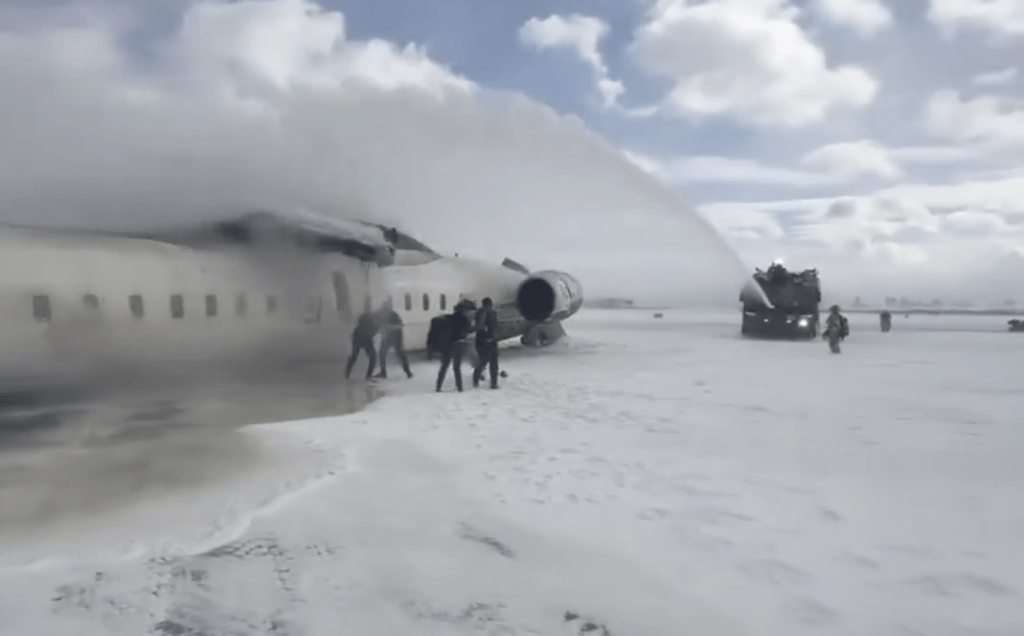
109, 209, 398, 266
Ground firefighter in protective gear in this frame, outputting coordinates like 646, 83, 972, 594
375, 299, 413, 379
823, 304, 849, 354
472, 297, 500, 389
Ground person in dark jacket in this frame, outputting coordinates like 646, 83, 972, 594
823, 304, 849, 354
375, 299, 413, 379
436, 299, 476, 392
426, 314, 448, 361
472, 297, 500, 389
344, 300, 380, 380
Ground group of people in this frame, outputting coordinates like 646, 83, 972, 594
428, 297, 501, 392
343, 296, 501, 392
344, 298, 414, 381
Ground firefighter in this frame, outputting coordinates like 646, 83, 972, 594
435, 299, 476, 392
823, 304, 849, 354
472, 297, 500, 389
375, 299, 413, 379
344, 300, 380, 380
880, 310, 892, 333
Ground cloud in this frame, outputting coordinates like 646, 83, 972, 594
924, 89, 1024, 147
518, 14, 623, 107
697, 203, 785, 241
0, 0, 756, 306
973, 66, 1018, 86
926, 0, 1024, 38
799, 140, 902, 180
942, 209, 1012, 236
628, 0, 878, 126
811, 0, 894, 37
624, 151, 836, 187
692, 165, 1024, 302
623, 140, 901, 190
889, 144, 994, 165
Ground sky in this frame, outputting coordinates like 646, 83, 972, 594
0, 0, 1021, 305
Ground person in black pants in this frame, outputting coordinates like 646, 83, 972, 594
436, 299, 476, 392
375, 299, 413, 379
473, 297, 499, 389
345, 302, 380, 380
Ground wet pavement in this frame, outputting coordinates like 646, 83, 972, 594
0, 362, 382, 532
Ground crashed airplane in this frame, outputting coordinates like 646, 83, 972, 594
0, 209, 583, 398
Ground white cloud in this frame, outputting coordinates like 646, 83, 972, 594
0, 0, 755, 306
799, 139, 902, 180
924, 89, 1024, 147
688, 165, 1024, 301
518, 14, 623, 107
889, 144, 994, 165
811, 0, 894, 37
172, 1, 475, 96
942, 209, 1012, 236
624, 142, 901, 189
624, 151, 836, 187
974, 66, 1018, 86
697, 203, 785, 241
927, 0, 1024, 38
629, 0, 878, 126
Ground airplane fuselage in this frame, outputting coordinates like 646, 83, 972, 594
0, 218, 583, 397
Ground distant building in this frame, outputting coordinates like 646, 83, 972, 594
587, 298, 635, 309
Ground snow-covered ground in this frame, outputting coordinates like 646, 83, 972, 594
0, 308, 1021, 635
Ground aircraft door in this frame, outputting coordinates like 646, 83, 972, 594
332, 272, 351, 321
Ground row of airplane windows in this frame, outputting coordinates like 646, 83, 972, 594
29, 291, 449, 322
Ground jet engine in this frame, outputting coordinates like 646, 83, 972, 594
515, 270, 584, 323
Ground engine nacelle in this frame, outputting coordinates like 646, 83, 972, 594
515, 270, 584, 323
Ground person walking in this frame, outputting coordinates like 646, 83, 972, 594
472, 297, 500, 389
823, 305, 849, 354
344, 300, 380, 380
435, 299, 476, 392
375, 299, 413, 379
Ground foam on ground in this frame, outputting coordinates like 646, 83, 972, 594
1, 308, 1021, 635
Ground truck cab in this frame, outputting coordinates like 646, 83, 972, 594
741, 264, 821, 339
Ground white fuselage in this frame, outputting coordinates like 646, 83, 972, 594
379, 252, 528, 348
0, 226, 539, 394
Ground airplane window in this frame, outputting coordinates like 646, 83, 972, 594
440, 294, 446, 310
129, 294, 144, 318
206, 294, 218, 317
170, 294, 185, 319
423, 293, 430, 311
32, 295, 51, 322
235, 294, 247, 316
266, 295, 278, 314
404, 293, 412, 311
82, 293, 99, 309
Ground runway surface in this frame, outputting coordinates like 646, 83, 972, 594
0, 362, 381, 535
